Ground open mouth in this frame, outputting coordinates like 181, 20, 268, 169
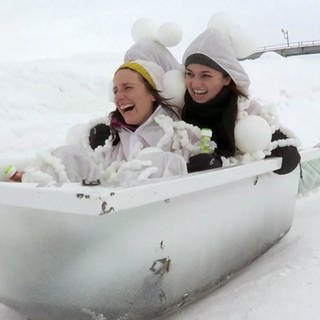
193, 89, 208, 97
120, 104, 135, 113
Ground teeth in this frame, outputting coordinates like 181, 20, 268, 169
120, 104, 134, 110
193, 89, 207, 95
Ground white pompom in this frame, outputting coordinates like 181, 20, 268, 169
227, 26, 256, 59
235, 115, 272, 154
162, 70, 186, 108
156, 22, 182, 47
207, 12, 231, 30
131, 18, 157, 42
208, 12, 256, 59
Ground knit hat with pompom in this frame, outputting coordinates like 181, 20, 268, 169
183, 13, 255, 95
117, 19, 186, 108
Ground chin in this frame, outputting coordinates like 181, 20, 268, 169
193, 96, 208, 104
124, 118, 139, 126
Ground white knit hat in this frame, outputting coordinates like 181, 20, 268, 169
117, 19, 186, 108
117, 59, 165, 92
183, 28, 250, 95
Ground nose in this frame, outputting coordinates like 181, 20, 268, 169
114, 89, 124, 104
188, 76, 202, 89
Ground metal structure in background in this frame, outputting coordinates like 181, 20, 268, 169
245, 39, 320, 60
281, 28, 290, 47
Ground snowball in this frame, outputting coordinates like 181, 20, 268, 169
131, 18, 157, 42
235, 115, 272, 153
156, 22, 182, 47
162, 70, 186, 108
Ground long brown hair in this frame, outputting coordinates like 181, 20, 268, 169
227, 78, 248, 99
109, 69, 180, 145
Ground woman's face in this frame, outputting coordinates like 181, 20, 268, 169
113, 69, 156, 125
185, 64, 231, 103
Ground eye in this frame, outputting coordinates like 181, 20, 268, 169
185, 71, 193, 78
201, 73, 212, 79
113, 87, 118, 94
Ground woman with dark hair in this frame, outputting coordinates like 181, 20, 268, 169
181, 27, 301, 174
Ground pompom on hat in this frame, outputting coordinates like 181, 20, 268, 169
115, 19, 186, 108
131, 18, 182, 48
125, 18, 183, 73
183, 14, 252, 95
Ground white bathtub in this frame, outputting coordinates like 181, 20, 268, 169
0, 156, 301, 320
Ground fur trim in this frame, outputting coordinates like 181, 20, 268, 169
22, 152, 69, 184
154, 114, 203, 160
81, 115, 110, 152
265, 138, 301, 155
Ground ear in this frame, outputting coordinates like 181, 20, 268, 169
223, 76, 231, 86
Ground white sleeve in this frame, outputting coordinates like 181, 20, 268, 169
22, 145, 102, 184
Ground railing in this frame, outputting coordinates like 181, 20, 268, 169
257, 40, 320, 52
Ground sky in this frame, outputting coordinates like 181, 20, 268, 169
0, 1, 320, 319
0, 0, 319, 62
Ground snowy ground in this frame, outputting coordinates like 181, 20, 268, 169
1, 17, 320, 320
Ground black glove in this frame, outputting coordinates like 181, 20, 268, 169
269, 130, 301, 175
89, 123, 111, 150
187, 152, 222, 173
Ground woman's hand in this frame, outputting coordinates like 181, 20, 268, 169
187, 152, 222, 173
9, 171, 24, 182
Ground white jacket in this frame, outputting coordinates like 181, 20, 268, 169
22, 106, 203, 185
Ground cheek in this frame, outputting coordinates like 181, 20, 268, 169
210, 81, 225, 92
138, 91, 155, 107
133, 95, 152, 115
185, 78, 192, 88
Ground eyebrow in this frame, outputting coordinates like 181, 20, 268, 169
114, 81, 134, 88
186, 68, 212, 74
186, 67, 211, 72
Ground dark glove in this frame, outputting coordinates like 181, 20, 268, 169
187, 152, 222, 173
89, 124, 111, 150
269, 130, 301, 175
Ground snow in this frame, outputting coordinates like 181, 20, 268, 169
1, 1, 320, 319
0, 53, 120, 158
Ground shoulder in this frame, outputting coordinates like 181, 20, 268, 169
237, 97, 280, 130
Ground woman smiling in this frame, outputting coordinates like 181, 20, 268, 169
10, 60, 199, 184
